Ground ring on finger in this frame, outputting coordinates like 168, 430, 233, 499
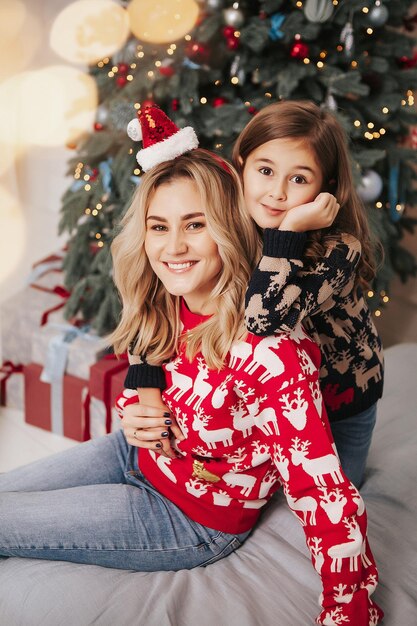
133, 428, 140, 439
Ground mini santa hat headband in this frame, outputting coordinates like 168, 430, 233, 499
127, 104, 232, 174
127, 105, 199, 172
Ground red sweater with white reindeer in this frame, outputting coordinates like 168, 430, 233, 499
116, 300, 383, 625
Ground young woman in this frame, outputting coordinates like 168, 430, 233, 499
0, 144, 382, 625
128, 101, 384, 487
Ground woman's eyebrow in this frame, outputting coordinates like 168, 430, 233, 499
146, 212, 205, 221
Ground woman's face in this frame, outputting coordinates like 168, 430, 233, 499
242, 137, 324, 229
145, 178, 222, 315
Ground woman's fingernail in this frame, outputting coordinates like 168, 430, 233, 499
163, 412, 170, 417
161, 431, 169, 438
155, 442, 162, 448
164, 419, 172, 425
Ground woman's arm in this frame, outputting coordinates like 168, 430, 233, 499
245, 231, 361, 336
249, 336, 383, 624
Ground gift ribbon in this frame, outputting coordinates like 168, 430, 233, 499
40, 324, 98, 435
26, 257, 63, 286
95, 354, 127, 433
29, 283, 71, 326
0, 361, 23, 405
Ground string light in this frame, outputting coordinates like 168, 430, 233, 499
382, 107, 389, 114
367, 28, 373, 35
231, 76, 239, 84
85, 208, 91, 215
367, 122, 374, 129
374, 310, 381, 317
303, 58, 310, 64
376, 202, 383, 208
95, 233, 102, 239
133, 168, 140, 175
97, 241, 104, 248
383, 295, 389, 303
200, 97, 207, 104
362, 6, 369, 13
317, 61, 324, 69
354, 120, 361, 127
368, 290, 374, 298
92, 209, 98, 216
351, 61, 358, 68
84, 184, 91, 191
127, 75, 133, 81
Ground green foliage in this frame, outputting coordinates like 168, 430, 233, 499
59, 0, 417, 334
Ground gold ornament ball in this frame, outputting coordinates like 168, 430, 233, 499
128, 0, 199, 44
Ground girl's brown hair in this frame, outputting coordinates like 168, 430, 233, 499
232, 100, 378, 287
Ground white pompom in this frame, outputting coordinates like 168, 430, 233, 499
127, 118, 142, 142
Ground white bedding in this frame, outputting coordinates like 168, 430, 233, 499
1, 343, 416, 625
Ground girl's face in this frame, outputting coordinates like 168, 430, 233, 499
242, 137, 324, 229
145, 178, 222, 315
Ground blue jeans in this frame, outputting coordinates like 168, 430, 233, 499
0, 430, 248, 570
330, 403, 377, 489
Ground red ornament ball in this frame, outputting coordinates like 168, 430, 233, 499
248, 106, 258, 115
159, 65, 175, 77
171, 98, 180, 111
116, 75, 127, 87
118, 63, 129, 74
222, 25, 235, 38
398, 52, 417, 69
213, 97, 228, 108
186, 41, 210, 64
226, 36, 239, 50
94, 122, 104, 131
290, 41, 309, 60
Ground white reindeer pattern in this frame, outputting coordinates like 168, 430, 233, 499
165, 356, 193, 400
186, 357, 213, 409
244, 336, 286, 383
327, 517, 371, 573
192, 408, 233, 450
289, 438, 344, 487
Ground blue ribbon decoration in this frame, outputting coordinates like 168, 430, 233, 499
269, 13, 286, 41
98, 159, 113, 194
40, 324, 95, 436
388, 159, 401, 222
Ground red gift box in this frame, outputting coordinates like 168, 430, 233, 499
0, 361, 24, 409
89, 355, 129, 438
24, 362, 89, 442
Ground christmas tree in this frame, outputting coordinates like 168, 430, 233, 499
59, 0, 417, 335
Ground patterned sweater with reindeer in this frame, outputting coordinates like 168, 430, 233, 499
245, 229, 384, 421
116, 300, 383, 625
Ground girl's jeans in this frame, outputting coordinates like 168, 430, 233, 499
330, 403, 378, 489
0, 430, 248, 570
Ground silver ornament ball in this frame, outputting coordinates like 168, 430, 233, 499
368, 2, 389, 27
304, 0, 334, 24
96, 104, 109, 125
357, 169, 383, 203
206, 0, 224, 11
223, 7, 244, 29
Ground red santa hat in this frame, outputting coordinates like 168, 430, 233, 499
127, 105, 199, 171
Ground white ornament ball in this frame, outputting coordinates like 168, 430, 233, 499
223, 7, 244, 29
304, 0, 334, 24
127, 117, 142, 142
368, 2, 389, 27
96, 104, 109, 125
357, 169, 383, 202
206, 0, 224, 11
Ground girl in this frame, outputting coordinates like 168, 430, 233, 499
128, 101, 384, 488
0, 140, 382, 625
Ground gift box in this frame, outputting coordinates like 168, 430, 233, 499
89, 356, 129, 439
0, 361, 24, 410
24, 362, 89, 441
31, 318, 108, 381
1, 268, 70, 365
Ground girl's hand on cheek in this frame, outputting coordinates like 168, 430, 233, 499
122, 403, 185, 459
279, 192, 340, 232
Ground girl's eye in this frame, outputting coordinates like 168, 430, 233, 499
186, 221, 205, 231
150, 224, 167, 231
259, 167, 273, 176
290, 175, 307, 184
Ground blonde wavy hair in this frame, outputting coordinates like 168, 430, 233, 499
233, 100, 378, 288
109, 149, 261, 370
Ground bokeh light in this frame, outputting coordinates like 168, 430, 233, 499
128, 0, 199, 44
50, 0, 130, 65
0, 186, 26, 284
0, 1, 41, 82
0, 66, 98, 148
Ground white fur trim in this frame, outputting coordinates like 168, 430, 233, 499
136, 126, 199, 171
127, 118, 142, 141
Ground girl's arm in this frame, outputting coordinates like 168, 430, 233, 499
249, 336, 383, 624
245, 230, 361, 336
